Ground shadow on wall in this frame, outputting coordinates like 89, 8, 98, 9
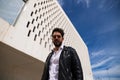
0, 42, 44, 80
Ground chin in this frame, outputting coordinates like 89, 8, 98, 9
54, 44, 61, 47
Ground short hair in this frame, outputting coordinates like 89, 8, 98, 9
52, 28, 64, 37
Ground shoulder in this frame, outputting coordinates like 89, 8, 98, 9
64, 46, 76, 52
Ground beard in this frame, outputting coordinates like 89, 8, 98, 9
53, 40, 62, 47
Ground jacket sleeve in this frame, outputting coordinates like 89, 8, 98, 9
70, 48, 83, 80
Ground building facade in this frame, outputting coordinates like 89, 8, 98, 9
0, 0, 93, 80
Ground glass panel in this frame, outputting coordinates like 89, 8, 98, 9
0, 0, 24, 25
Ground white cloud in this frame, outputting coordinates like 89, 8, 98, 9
77, 0, 90, 8
98, 0, 120, 11
85, 0, 90, 8
91, 49, 120, 79
93, 65, 120, 77
57, 0, 90, 8
92, 57, 114, 69
91, 49, 105, 57
57, 0, 64, 6
91, 48, 119, 68
98, 21, 120, 35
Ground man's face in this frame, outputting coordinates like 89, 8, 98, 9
52, 32, 64, 47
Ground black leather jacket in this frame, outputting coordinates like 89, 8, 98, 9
41, 46, 83, 80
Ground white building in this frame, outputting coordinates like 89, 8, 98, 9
0, 0, 93, 80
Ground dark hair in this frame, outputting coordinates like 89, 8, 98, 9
52, 28, 64, 37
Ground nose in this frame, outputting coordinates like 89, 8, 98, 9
54, 36, 59, 39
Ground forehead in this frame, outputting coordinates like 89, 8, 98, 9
52, 32, 61, 35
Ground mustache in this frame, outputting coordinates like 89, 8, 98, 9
54, 39, 59, 41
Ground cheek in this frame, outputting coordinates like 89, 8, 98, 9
60, 38, 64, 42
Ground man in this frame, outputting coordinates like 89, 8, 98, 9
41, 28, 83, 80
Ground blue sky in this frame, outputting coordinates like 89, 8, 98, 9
57, 0, 120, 80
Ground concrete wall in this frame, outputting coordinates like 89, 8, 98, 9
0, 42, 44, 80
0, 0, 93, 79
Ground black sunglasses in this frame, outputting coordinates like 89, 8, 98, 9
52, 35, 62, 38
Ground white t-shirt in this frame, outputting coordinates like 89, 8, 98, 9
49, 45, 63, 80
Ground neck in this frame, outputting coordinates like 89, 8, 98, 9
54, 47, 59, 51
